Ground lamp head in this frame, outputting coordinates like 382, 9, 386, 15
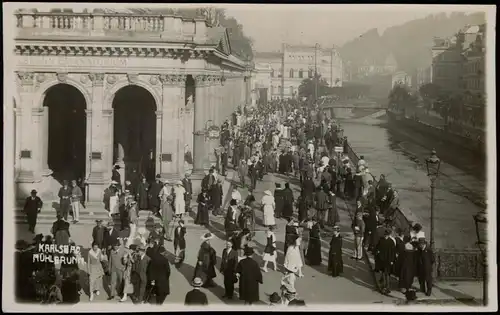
426, 149, 441, 179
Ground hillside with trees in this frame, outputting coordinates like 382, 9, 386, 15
340, 12, 486, 75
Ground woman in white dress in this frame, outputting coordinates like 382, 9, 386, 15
173, 181, 186, 217
87, 242, 104, 301
261, 190, 276, 227
284, 235, 304, 277
109, 190, 120, 218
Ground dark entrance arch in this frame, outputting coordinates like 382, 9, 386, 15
113, 85, 157, 184
44, 84, 87, 183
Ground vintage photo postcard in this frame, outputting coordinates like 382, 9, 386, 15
2, 2, 497, 312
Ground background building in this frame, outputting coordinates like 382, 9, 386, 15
254, 44, 343, 100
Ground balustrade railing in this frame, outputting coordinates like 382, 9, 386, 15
15, 11, 204, 35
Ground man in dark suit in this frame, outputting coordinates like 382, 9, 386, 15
92, 219, 106, 250
23, 189, 43, 233
58, 180, 72, 220
104, 222, 120, 256
133, 244, 151, 304
220, 240, 238, 299
416, 238, 435, 296
184, 277, 208, 305
182, 173, 193, 213
374, 228, 396, 294
51, 215, 71, 246
148, 246, 171, 304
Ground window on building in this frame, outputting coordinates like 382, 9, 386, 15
299, 69, 304, 78
308, 69, 313, 78
271, 69, 274, 77
290, 86, 294, 96
290, 69, 294, 78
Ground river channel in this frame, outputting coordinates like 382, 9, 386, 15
340, 116, 487, 249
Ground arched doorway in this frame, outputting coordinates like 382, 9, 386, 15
44, 84, 87, 182
113, 85, 157, 184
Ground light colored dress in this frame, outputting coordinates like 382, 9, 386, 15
122, 250, 134, 294
261, 195, 276, 226
284, 244, 304, 271
174, 186, 186, 216
109, 195, 119, 216
87, 248, 104, 292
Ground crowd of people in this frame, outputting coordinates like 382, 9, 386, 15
16, 98, 434, 306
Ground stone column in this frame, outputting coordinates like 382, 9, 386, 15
102, 109, 114, 181
14, 108, 22, 179
87, 73, 107, 201
206, 76, 219, 168
155, 110, 163, 176
32, 107, 45, 180
192, 75, 209, 177
159, 74, 186, 179
16, 72, 35, 186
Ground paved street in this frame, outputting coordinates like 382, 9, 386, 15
17, 171, 398, 305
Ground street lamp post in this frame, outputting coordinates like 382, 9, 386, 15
473, 209, 488, 306
425, 150, 441, 251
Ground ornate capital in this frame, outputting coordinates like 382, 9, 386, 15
194, 74, 208, 87
155, 110, 163, 118
160, 74, 187, 86
85, 109, 93, 117
127, 73, 139, 84
31, 107, 44, 116
36, 73, 47, 84
16, 72, 34, 86
56, 72, 68, 83
89, 73, 104, 86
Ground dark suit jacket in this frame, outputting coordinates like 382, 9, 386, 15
92, 226, 106, 248
184, 289, 208, 305
103, 228, 120, 248
134, 254, 151, 282
220, 248, 238, 278
148, 252, 171, 294
417, 247, 435, 277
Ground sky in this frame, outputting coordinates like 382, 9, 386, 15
221, 4, 488, 52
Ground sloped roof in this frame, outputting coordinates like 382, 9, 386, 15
254, 51, 282, 59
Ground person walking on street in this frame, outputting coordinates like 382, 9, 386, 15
261, 226, 278, 272
148, 246, 171, 305
328, 226, 344, 277
108, 242, 126, 301
193, 233, 217, 288
220, 240, 238, 299
92, 219, 106, 250
159, 182, 174, 241
374, 228, 396, 294
236, 247, 263, 305
173, 220, 187, 266
182, 173, 193, 213
184, 277, 208, 306
58, 180, 72, 221
23, 189, 43, 233
87, 242, 105, 302
351, 211, 365, 260
238, 159, 248, 188
71, 180, 83, 223
416, 238, 434, 296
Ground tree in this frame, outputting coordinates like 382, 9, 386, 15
388, 84, 411, 114
298, 74, 330, 102
419, 83, 441, 113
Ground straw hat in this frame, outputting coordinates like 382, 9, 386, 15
192, 277, 203, 287
201, 232, 214, 241
264, 190, 272, 196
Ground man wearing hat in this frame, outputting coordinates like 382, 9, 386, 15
328, 226, 344, 277
193, 233, 217, 288
132, 243, 151, 303
274, 183, 284, 219
235, 247, 263, 305
184, 277, 208, 305
58, 180, 72, 221
92, 219, 106, 250
149, 175, 163, 217
23, 189, 43, 233
374, 228, 397, 294
182, 173, 193, 213
416, 238, 434, 296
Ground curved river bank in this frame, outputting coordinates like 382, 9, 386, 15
340, 117, 486, 250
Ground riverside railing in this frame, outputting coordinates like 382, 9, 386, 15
344, 139, 483, 281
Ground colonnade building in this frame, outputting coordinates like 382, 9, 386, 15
12, 9, 252, 201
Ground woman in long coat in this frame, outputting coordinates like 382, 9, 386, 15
327, 192, 340, 226
261, 190, 276, 227
193, 234, 217, 288
87, 242, 104, 301
284, 220, 299, 256
305, 219, 322, 266
398, 241, 417, 293
136, 177, 150, 211
195, 190, 210, 227
282, 183, 295, 220
328, 226, 344, 277
274, 183, 285, 219
236, 247, 263, 305
159, 182, 174, 240
210, 179, 223, 216
120, 247, 134, 302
